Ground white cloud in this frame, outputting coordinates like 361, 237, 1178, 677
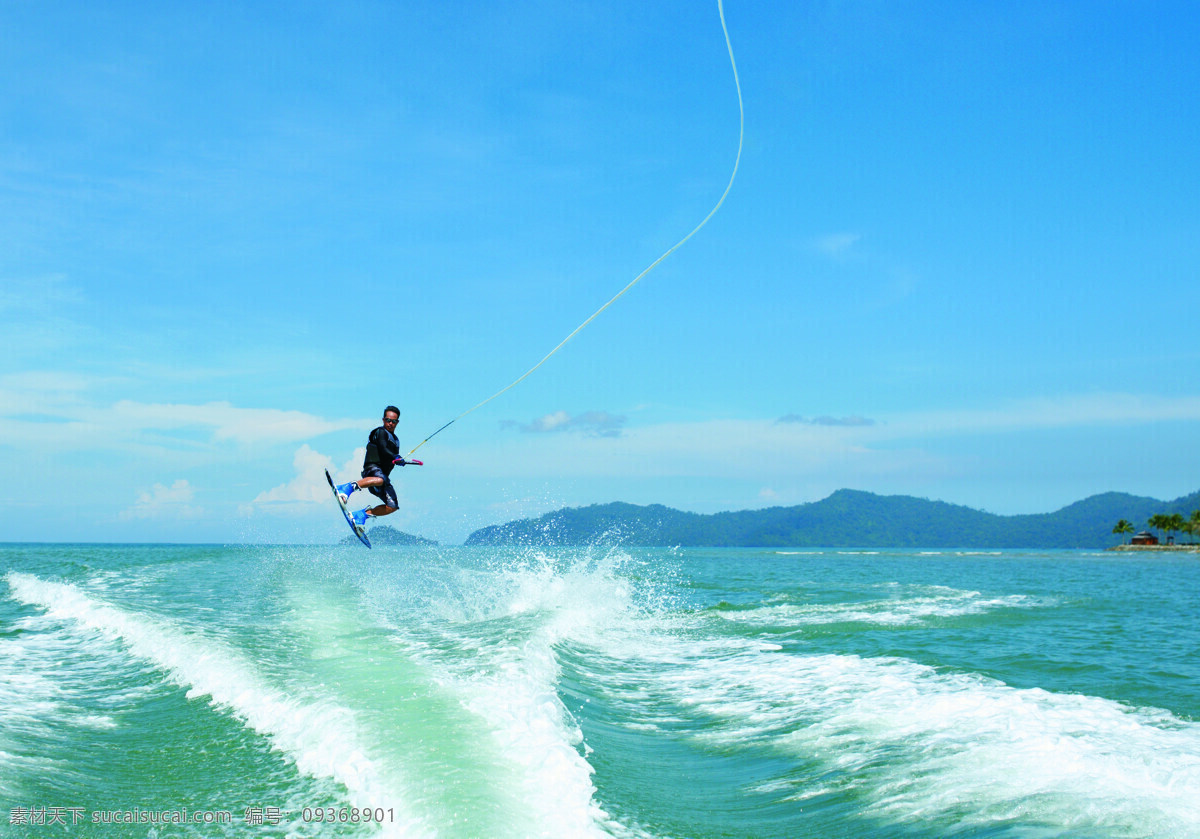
525, 410, 572, 432
890, 392, 1200, 437
0, 391, 362, 454
438, 416, 937, 482
504, 409, 626, 437
119, 479, 203, 520
107, 401, 362, 444
244, 446, 368, 516
810, 232, 861, 258
436, 392, 1200, 483
778, 413, 877, 427
0, 376, 92, 419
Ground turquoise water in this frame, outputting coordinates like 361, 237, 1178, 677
2, 544, 1198, 838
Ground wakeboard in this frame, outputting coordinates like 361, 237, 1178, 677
325, 468, 370, 548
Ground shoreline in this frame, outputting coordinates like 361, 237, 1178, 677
1108, 543, 1200, 552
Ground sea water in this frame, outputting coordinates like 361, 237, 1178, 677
2, 544, 1197, 838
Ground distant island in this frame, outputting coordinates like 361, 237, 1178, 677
464, 488, 1200, 549
341, 524, 438, 547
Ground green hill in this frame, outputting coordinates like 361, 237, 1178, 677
340, 524, 438, 546
464, 489, 1200, 548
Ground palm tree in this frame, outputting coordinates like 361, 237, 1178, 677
1166, 513, 1185, 544
1112, 519, 1135, 544
1148, 513, 1169, 542
1189, 510, 1200, 545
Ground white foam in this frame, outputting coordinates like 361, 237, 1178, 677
382, 551, 654, 839
337, 549, 1199, 836
387, 552, 1200, 835
715, 587, 1041, 627
583, 621, 1200, 836
5, 572, 430, 838
0, 609, 159, 797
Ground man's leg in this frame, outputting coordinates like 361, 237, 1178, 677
358, 473, 398, 518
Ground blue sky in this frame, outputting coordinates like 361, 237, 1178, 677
3, 0, 1198, 544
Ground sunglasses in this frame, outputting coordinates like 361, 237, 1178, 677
383, 417, 399, 424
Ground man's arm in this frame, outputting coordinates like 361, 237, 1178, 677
364, 427, 386, 465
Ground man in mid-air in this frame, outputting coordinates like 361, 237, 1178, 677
335, 405, 415, 528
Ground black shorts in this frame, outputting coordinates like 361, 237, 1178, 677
361, 464, 398, 509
